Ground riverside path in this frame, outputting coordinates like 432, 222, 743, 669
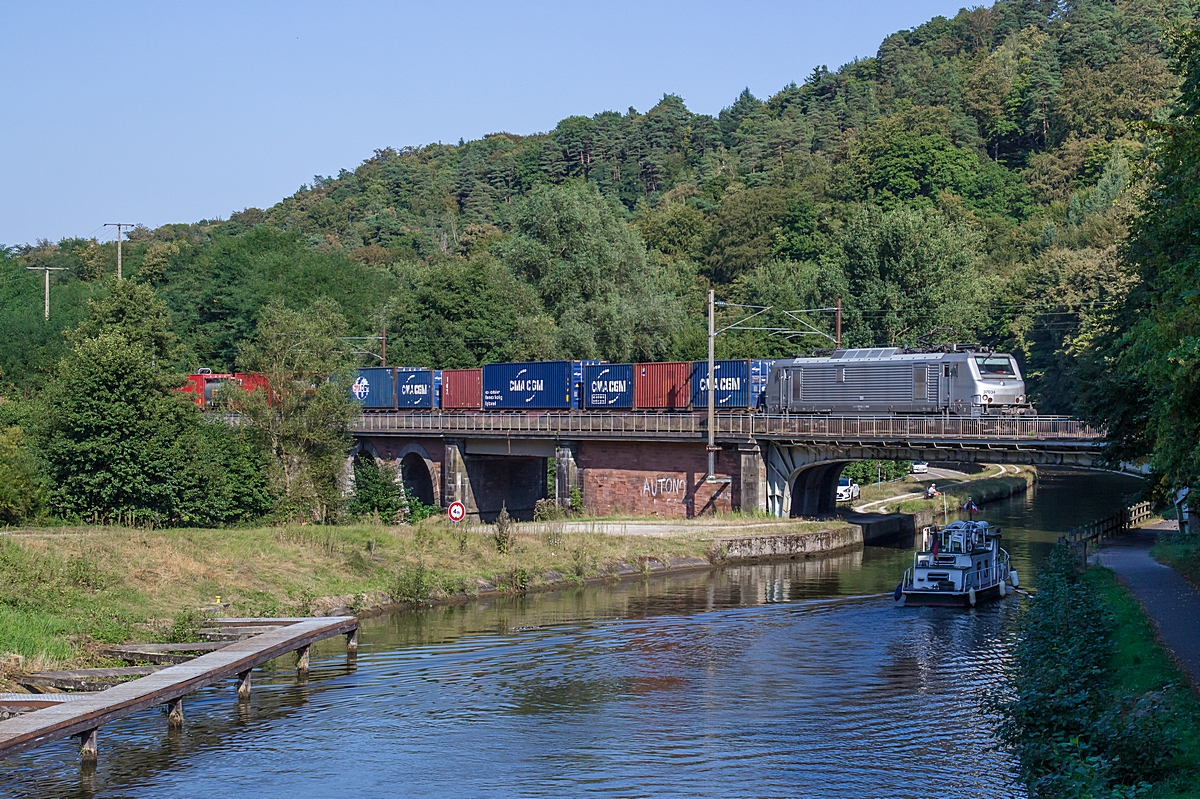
1099, 521, 1200, 687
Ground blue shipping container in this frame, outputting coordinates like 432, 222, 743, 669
394, 368, 435, 408
483, 362, 574, 409
690, 359, 774, 409
352, 367, 396, 409
582, 363, 634, 409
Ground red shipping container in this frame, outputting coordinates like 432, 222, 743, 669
635, 362, 692, 409
441, 368, 483, 409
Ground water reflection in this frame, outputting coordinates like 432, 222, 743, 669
0, 468, 1140, 799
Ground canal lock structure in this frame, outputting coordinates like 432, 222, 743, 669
1, 468, 1143, 799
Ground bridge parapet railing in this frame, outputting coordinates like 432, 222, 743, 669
349, 412, 1101, 441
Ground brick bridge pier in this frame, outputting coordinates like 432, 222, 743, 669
349, 413, 1103, 522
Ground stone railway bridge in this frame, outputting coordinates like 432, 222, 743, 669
348, 412, 1104, 522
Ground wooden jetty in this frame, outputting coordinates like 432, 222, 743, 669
0, 616, 358, 763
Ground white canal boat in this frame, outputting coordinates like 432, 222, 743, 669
896, 520, 1018, 607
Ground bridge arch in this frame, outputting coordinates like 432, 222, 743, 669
789, 461, 851, 518
399, 452, 436, 506
342, 440, 440, 508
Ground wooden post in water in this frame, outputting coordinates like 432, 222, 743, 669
346, 628, 358, 654
167, 697, 184, 728
237, 669, 252, 700
77, 728, 98, 763
296, 645, 310, 676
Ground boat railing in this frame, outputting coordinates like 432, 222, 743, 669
963, 556, 1011, 591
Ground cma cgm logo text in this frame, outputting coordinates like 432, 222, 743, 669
590, 379, 628, 393
700, 377, 742, 391
510, 379, 545, 392
352, 376, 370, 400
399, 381, 429, 395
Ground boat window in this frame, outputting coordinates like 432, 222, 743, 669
975, 356, 1017, 377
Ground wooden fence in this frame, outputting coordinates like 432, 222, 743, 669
1059, 501, 1153, 559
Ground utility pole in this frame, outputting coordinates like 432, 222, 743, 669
381, 327, 387, 367
707, 289, 717, 482
835, 298, 842, 348
700, 296, 841, 482
103, 223, 135, 279
26, 265, 66, 320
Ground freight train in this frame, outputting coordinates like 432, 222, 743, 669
180, 346, 1031, 416
348, 359, 772, 411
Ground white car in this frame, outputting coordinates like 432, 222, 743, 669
836, 477, 861, 502
911, 461, 929, 474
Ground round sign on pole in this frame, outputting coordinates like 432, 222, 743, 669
447, 501, 466, 523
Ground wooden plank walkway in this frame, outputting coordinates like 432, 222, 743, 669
0, 694, 81, 713
17, 667, 165, 692
98, 642, 230, 665
0, 615, 358, 762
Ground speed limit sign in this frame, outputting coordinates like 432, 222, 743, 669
447, 501, 466, 523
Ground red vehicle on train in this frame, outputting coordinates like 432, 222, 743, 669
179, 369, 269, 409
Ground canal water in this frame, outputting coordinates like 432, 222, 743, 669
1, 468, 1143, 799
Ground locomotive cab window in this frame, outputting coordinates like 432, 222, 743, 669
791, 370, 802, 401
974, 357, 1017, 378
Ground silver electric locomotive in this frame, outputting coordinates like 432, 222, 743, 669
763, 347, 1031, 416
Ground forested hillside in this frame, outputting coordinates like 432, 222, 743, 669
1, 0, 1192, 419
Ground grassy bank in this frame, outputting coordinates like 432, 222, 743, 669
997, 545, 1200, 798
0, 516, 849, 688
1152, 532, 1200, 592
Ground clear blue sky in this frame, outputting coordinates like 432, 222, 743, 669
1, 1, 970, 246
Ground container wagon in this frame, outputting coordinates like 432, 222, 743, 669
763, 347, 1030, 416
482, 361, 600, 410
441, 368, 482, 410
634, 362, 691, 410
352, 367, 396, 410
394, 368, 436, 409
582, 363, 634, 409
691, 359, 773, 410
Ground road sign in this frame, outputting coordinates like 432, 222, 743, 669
447, 501, 466, 523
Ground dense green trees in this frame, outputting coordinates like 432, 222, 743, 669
236, 299, 358, 523
1081, 27, 1200, 492
837, 205, 983, 346
0, 426, 46, 524
33, 281, 271, 526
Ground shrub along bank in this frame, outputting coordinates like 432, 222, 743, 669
996, 544, 1200, 798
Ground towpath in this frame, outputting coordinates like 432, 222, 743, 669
852, 463, 1009, 513
1098, 520, 1200, 687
